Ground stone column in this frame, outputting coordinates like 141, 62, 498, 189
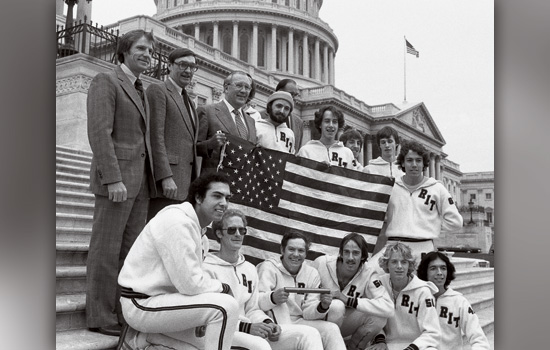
302, 33, 309, 78
365, 134, 373, 164
194, 22, 200, 40
213, 21, 219, 49
329, 48, 335, 85
429, 153, 435, 178
303, 120, 313, 144
232, 21, 239, 58
435, 156, 441, 180
323, 44, 329, 84
288, 28, 294, 74
271, 25, 277, 71
314, 37, 321, 80
281, 36, 287, 72
76, 0, 92, 23
252, 22, 258, 67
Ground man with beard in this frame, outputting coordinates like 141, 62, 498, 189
296, 105, 355, 169
313, 233, 394, 350
255, 91, 296, 154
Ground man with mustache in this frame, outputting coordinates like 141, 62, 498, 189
197, 70, 258, 174
86, 29, 157, 336
255, 91, 296, 154
313, 233, 394, 350
146, 48, 200, 221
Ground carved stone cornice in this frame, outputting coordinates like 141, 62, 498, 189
212, 87, 223, 101
56, 74, 93, 96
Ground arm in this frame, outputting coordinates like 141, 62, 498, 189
438, 185, 463, 232
196, 106, 226, 157
301, 269, 328, 320
354, 271, 395, 318
257, 262, 282, 312
409, 289, 441, 350
459, 298, 490, 350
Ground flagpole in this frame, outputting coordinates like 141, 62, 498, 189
404, 36, 407, 102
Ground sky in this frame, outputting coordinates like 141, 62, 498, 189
78, 0, 494, 173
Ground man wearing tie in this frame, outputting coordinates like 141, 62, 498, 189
86, 29, 156, 336
197, 70, 257, 174
146, 48, 200, 221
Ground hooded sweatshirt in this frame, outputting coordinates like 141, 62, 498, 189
313, 255, 394, 318
436, 288, 489, 350
255, 119, 296, 154
363, 156, 404, 178
257, 258, 327, 324
377, 273, 441, 350
118, 202, 224, 296
385, 176, 463, 240
297, 140, 356, 169
203, 253, 272, 333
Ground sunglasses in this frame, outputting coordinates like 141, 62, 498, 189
222, 227, 247, 235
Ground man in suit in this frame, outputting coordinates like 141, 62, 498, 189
260, 79, 304, 152
86, 29, 157, 337
146, 48, 200, 221
197, 70, 257, 174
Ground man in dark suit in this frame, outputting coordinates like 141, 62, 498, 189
146, 48, 200, 221
260, 79, 304, 152
197, 70, 257, 174
86, 29, 156, 336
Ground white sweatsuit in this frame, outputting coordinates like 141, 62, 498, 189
313, 255, 394, 338
297, 140, 356, 169
363, 156, 404, 178
255, 119, 296, 154
436, 288, 489, 350
118, 202, 239, 350
257, 258, 347, 350
377, 274, 441, 350
203, 253, 324, 350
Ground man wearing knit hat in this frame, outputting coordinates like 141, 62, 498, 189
255, 91, 296, 154
146, 48, 200, 221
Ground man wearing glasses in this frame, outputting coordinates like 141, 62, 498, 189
146, 48, 201, 221
199, 209, 324, 350
197, 70, 258, 174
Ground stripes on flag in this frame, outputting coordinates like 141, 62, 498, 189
208, 135, 395, 266
406, 39, 419, 57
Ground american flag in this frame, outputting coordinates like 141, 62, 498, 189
406, 39, 420, 58
208, 135, 395, 265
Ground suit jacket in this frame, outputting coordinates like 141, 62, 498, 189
260, 110, 304, 151
196, 101, 257, 173
146, 79, 199, 201
87, 65, 155, 198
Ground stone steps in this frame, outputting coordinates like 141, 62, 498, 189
56, 329, 118, 350
56, 241, 89, 266
57, 171, 91, 185
57, 200, 95, 216
56, 293, 86, 331
57, 226, 93, 243
57, 266, 87, 294
57, 180, 92, 194
56, 190, 95, 205
56, 212, 94, 229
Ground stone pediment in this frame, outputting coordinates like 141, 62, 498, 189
394, 102, 445, 144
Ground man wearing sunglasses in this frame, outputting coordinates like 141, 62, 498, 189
198, 209, 324, 350
117, 173, 239, 350
197, 70, 258, 174
146, 48, 201, 221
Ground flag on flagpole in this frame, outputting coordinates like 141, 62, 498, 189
406, 39, 419, 57
208, 134, 395, 265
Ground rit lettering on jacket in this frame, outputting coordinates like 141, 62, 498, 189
279, 131, 293, 153
399, 294, 436, 317
331, 152, 348, 168
241, 273, 253, 293
417, 189, 455, 211
438, 305, 474, 328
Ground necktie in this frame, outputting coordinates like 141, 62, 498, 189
134, 78, 145, 107
234, 109, 248, 139
182, 89, 195, 130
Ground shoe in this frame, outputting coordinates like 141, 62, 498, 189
89, 324, 122, 337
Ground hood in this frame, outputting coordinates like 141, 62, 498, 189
203, 252, 246, 267
439, 287, 462, 298
394, 175, 438, 190
368, 156, 392, 166
263, 257, 297, 277
403, 274, 439, 294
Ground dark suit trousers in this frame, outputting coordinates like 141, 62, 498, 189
86, 170, 150, 328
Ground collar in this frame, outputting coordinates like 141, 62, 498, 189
120, 63, 139, 84
223, 99, 242, 114
168, 76, 184, 94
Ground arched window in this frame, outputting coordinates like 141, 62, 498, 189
258, 35, 266, 67
240, 34, 249, 62
222, 34, 232, 55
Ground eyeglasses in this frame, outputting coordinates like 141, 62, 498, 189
229, 83, 252, 91
289, 92, 300, 98
173, 62, 199, 72
222, 227, 248, 235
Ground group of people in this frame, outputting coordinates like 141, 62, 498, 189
84, 29, 485, 349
